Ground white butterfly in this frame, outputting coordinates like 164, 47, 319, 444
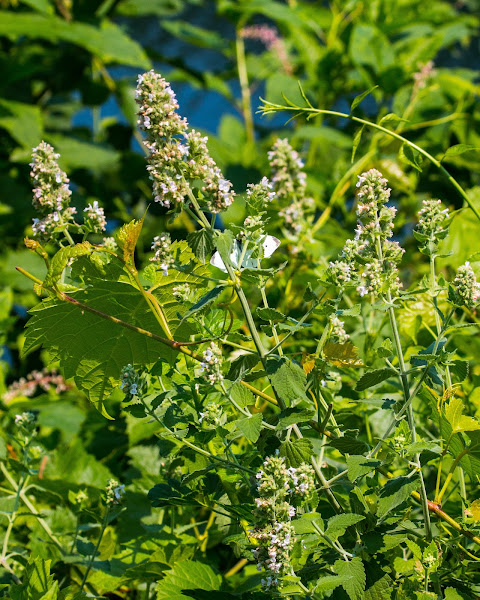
210, 235, 280, 273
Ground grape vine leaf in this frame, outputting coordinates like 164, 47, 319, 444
444, 396, 480, 434
23, 280, 179, 417
156, 561, 221, 600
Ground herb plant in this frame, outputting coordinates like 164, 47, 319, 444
2, 67, 480, 600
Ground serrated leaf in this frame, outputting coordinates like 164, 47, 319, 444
443, 144, 478, 159
470, 499, 480, 521
183, 285, 225, 318
351, 124, 365, 163
329, 437, 369, 456
444, 588, 472, 600
23, 281, 177, 416
279, 438, 312, 467
276, 406, 316, 429
76, 538, 96, 557
334, 556, 366, 600
444, 396, 480, 434
148, 480, 199, 508
43, 242, 93, 288
302, 354, 316, 375
187, 229, 214, 263
314, 574, 349, 594
378, 113, 407, 127
377, 476, 419, 518
117, 218, 144, 268
450, 360, 469, 383
266, 356, 306, 405
256, 307, 285, 321
337, 304, 362, 317
402, 143, 423, 172
227, 353, 261, 381
235, 413, 263, 443
8, 557, 58, 600
215, 230, 234, 265
229, 382, 255, 408
325, 513, 365, 541
346, 455, 381, 481
356, 368, 397, 391
350, 86, 378, 113
156, 560, 221, 599
324, 342, 364, 367
0, 12, 150, 69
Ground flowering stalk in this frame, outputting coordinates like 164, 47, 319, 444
260, 98, 480, 223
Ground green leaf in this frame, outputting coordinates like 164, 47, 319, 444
334, 556, 366, 600
266, 357, 306, 405
276, 406, 316, 429
350, 86, 378, 113
351, 125, 365, 164
117, 218, 144, 268
346, 456, 381, 481
215, 230, 234, 265
227, 354, 261, 381
325, 513, 365, 541
443, 144, 479, 160
0, 437, 6, 461
355, 368, 397, 391
377, 476, 419, 518
279, 438, 312, 467
156, 560, 221, 600
329, 437, 369, 456
314, 575, 349, 594
187, 229, 214, 263
0, 12, 151, 68
444, 588, 471, 600
235, 413, 263, 443
444, 396, 480, 434
449, 359, 469, 383
148, 480, 199, 508
0, 99, 43, 149
401, 143, 423, 172
378, 113, 408, 127
183, 285, 225, 319
43, 243, 93, 288
256, 307, 285, 321
8, 557, 58, 600
23, 280, 178, 416
229, 382, 255, 408
43, 134, 120, 172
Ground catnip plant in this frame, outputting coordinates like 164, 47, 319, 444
3, 70, 480, 599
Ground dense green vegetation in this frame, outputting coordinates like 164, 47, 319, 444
1, 1, 480, 598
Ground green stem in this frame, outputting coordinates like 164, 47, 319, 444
235, 32, 255, 144
260, 101, 480, 222
80, 505, 110, 593
374, 232, 431, 538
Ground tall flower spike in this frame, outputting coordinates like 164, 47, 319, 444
453, 262, 480, 308
30, 142, 77, 241
327, 169, 404, 298
268, 138, 314, 238
136, 70, 235, 213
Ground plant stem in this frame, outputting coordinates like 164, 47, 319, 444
80, 505, 110, 593
260, 100, 480, 222
235, 32, 255, 144
374, 233, 431, 539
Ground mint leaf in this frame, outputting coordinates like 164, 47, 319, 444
279, 438, 312, 467
334, 556, 366, 600
346, 455, 381, 481
266, 356, 306, 405
356, 367, 397, 391
377, 476, 419, 518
